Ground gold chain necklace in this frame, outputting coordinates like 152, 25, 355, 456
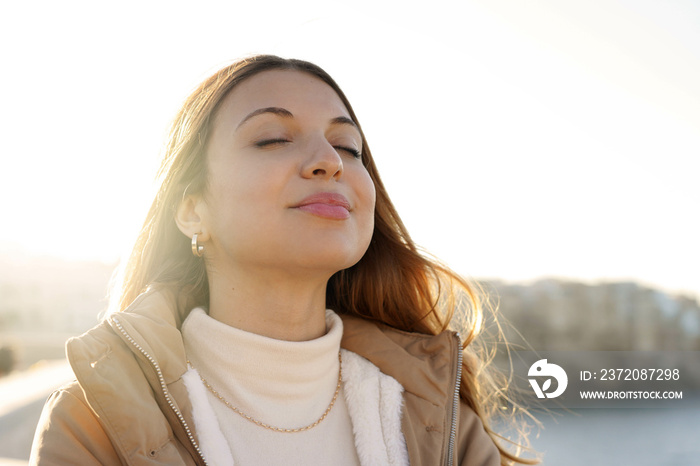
187, 351, 342, 433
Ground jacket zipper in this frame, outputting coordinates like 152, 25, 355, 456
112, 316, 208, 465
446, 332, 463, 466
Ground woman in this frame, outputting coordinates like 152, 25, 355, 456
30, 55, 534, 465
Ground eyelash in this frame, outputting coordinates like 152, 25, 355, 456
255, 139, 362, 159
337, 146, 362, 159
255, 138, 289, 148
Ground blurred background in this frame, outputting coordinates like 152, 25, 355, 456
1, 0, 698, 464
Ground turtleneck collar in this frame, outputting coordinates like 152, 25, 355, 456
182, 308, 342, 428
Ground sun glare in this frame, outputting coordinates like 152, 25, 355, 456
0, 0, 697, 298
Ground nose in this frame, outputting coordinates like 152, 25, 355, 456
300, 138, 343, 180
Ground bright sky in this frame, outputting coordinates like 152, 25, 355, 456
1, 0, 698, 298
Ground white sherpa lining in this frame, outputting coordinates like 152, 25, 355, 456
340, 349, 409, 466
182, 367, 235, 466
181, 351, 408, 466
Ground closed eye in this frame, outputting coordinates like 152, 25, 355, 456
255, 138, 290, 148
335, 146, 362, 159
255, 139, 360, 159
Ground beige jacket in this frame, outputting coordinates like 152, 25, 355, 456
30, 289, 500, 466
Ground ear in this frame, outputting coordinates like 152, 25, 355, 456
175, 194, 210, 241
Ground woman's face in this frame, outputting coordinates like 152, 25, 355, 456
198, 70, 376, 278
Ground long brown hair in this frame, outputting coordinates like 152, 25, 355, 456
113, 55, 537, 464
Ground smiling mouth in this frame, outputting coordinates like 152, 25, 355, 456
293, 192, 351, 220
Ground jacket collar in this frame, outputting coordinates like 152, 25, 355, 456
66, 288, 205, 464
107, 288, 190, 384
102, 288, 460, 415
340, 314, 459, 416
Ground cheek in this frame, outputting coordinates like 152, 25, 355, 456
207, 179, 247, 220
203, 169, 258, 236
209, 161, 279, 207
205, 163, 293, 241
360, 170, 376, 211
357, 172, 377, 234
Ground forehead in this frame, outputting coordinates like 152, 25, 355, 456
215, 69, 351, 127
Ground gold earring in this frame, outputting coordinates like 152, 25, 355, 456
191, 233, 204, 257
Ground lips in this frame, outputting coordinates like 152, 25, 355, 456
293, 192, 351, 220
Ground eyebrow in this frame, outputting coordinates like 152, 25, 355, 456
329, 116, 358, 129
237, 107, 293, 129
236, 107, 359, 130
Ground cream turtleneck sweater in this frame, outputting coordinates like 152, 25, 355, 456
182, 308, 361, 465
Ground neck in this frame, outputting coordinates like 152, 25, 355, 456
206, 265, 330, 341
